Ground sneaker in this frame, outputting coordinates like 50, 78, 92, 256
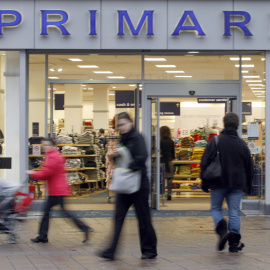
31, 236, 48, 243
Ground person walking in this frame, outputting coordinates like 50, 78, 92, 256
200, 113, 254, 252
99, 112, 157, 260
26, 138, 91, 243
160, 126, 175, 201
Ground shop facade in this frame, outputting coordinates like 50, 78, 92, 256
0, 0, 269, 212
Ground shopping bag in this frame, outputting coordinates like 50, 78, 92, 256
203, 136, 221, 182
110, 167, 141, 194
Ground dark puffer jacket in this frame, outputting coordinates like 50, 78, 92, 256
200, 128, 254, 193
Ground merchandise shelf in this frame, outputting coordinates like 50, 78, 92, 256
172, 160, 201, 164
173, 180, 201, 184
174, 174, 200, 178
33, 168, 85, 172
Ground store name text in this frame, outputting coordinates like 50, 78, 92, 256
0, 9, 253, 37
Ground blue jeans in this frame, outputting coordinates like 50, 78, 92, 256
211, 188, 243, 234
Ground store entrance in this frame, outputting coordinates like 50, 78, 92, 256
143, 81, 240, 210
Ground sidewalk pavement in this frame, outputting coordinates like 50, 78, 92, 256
1, 214, 270, 270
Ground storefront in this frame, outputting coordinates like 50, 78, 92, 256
0, 0, 269, 212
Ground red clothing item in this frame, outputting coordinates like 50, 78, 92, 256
31, 149, 71, 196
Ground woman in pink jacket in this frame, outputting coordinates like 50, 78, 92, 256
26, 138, 91, 243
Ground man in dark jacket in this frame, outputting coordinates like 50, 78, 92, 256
201, 113, 254, 253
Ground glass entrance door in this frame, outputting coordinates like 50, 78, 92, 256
143, 82, 241, 210
146, 92, 240, 210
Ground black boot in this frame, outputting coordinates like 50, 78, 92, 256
216, 219, 228, 251
227, 232, 245, 252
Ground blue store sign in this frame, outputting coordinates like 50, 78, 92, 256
115, 91, 141, 108
242, 102, 252, 115
160, 102, 180, 116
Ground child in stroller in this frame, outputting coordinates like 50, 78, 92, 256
0, 178, 34, 243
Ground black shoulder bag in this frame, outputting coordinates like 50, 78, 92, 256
203, 136, 221, 182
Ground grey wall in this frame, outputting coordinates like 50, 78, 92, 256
0, 0, 270, 50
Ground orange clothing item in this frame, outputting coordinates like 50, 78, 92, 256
31, 149, 71, 196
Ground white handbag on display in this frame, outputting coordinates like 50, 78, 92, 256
110, 146, 141, 194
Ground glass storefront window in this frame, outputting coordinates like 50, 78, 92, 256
48, 54, 142, 80
144, 54, 240, 80
0, 51, 6, 178
241, 53, 265, 199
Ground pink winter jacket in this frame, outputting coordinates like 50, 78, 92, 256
31, 149, 71, 196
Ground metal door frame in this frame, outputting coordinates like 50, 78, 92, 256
143, 80, 241, 210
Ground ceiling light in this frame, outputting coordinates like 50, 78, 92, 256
82, 85, 86, 86
251, 87, 264, 89
88, 88, 93, 90
94, 71, 113, 74
1, 53, 5, 56
241, 70, 249, 73
257, 96, 265, 97
107, 76, 125, 79
230, 57, 251, 61
155, 65, 176, 68
49, 68, 55, 71
129, 84, 136, 86
253, 90, 265, 92
246, 80, 263, 82
54, 91, 65, 94
68, 58, 83, 61
175, 75, 192, 78
243, 76, 260, 78
261, 58, 265, 61
188, 51, 199, 53
48, 77, 59, 79
58, 68, 63, 72
144, 58, 166, 61
78, 65, 99, 68
109, 93, 115, 96
235, 64, 254, 67
83, 88, 87, 90
248, 84, 265, 86
47, 88, 56, 90
165, 71, 185, 73
112, 86, 117, 89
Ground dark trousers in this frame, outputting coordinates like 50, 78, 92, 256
39, 196, 88, 239
106, 182, 157, 256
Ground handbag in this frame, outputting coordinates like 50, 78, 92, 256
203, 136, 221, 182
110, 146, 141, 194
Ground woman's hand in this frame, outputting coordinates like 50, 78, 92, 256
25, 170, 34, 175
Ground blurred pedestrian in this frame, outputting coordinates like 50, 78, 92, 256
98, 128, 107, 148
99, 112, 157, 260
26, 138, 91, 243
160, 126, 175, 200
201, 113, 254, 252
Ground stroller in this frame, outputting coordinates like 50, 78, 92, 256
0, 178, 34, 243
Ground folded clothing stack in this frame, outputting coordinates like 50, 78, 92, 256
179, 165, 191, 175
56, 135, 73, 145
61, 146, 80, 155
192, 148, 204, 160
67, 172, 85, 184
179, 183, 192, 189
180, 137, 194, 148
86, 169, 101, 181
191, 183, 201, 189
75, 131, 95, 144
65, 158, 81, 169
194, 140, 207, 148
178, 149, 193, 160
191, 164, 201, 176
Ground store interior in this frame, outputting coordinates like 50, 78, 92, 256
0, 52, 266, 210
